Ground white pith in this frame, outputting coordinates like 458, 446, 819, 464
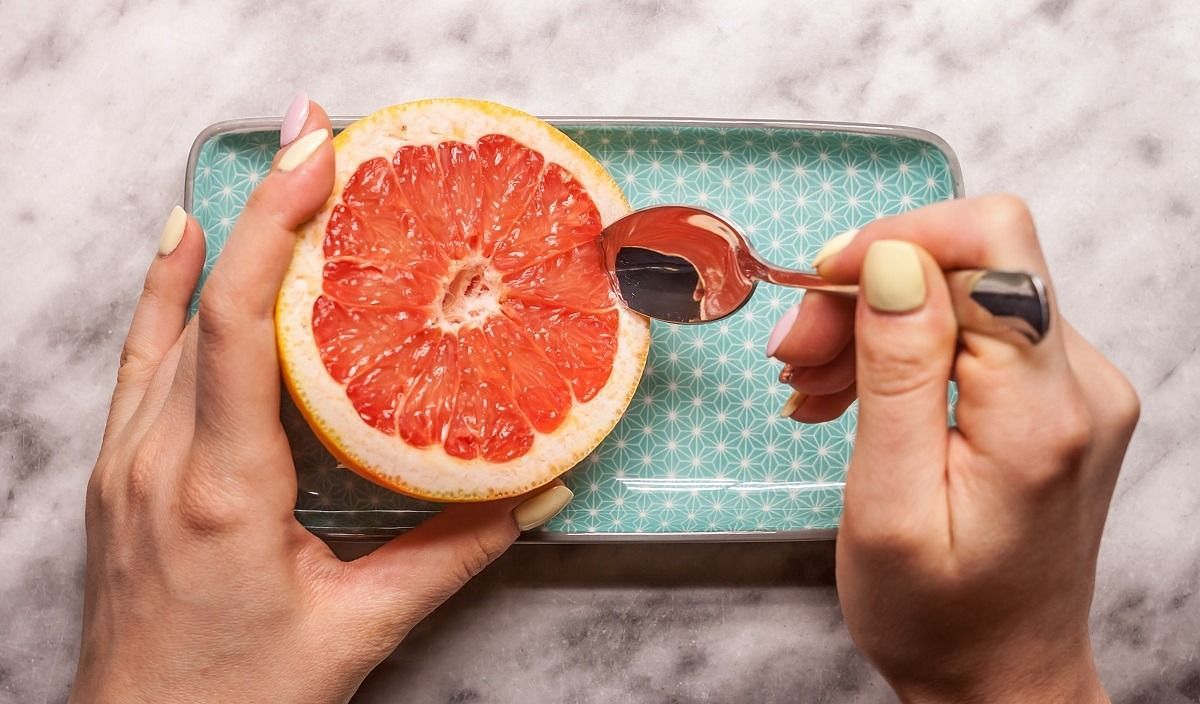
277, 99, 651, 501
436, 256, 503, 332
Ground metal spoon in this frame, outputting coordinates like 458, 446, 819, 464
600, 205, 1050, 344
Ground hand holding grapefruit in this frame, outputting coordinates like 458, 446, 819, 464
276, 99, 650, 501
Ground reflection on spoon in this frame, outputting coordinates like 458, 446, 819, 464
612, 248, 707, 323
601, 206, 757, 322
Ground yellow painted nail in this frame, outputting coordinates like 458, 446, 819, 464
811, 228, 859, 271
862, 240, 927, 313
276, 128, 328, 172
513, 485, 574, 531
158, 206, 187, 256
778, 390, 807, 418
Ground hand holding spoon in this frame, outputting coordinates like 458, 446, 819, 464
601, 205, 1050, 344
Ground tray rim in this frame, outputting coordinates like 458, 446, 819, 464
184, 115, 964, 211
183, 114, 964, 544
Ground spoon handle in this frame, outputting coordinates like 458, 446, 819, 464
760, 266, 1050, 344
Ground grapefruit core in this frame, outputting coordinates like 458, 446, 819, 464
276, 99, 650, 501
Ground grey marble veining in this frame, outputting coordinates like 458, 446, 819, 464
2, 1, 1199, 702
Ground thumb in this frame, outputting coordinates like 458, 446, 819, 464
189, 99, 335, 473
844, 241, 956, 541
201, 99, 335, 324
342, 482, 572, 629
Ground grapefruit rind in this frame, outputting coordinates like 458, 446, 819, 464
276, 99, 650, 502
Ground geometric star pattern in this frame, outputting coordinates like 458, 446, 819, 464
189, 122, 957, 537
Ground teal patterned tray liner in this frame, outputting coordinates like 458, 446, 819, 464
188, 121, 957, 537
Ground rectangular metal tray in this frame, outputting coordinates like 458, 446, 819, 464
184, 115, 963, 542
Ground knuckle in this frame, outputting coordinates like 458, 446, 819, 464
116, 354, 151, 385
980, 193, 1037, 241
1054, 395, 1094, 461
856, 340, 948, 401
1011, 394, 1093, 491
117, 344, 138, 373
125, 444, 165, 505
86, 463, 118, 519
243, 182, 276, 217
117, 337, 159, 382
1093, 362, 1142, 433
174, 472, 242, 536
450, 534, 505, 586
1069, 334, 1142, 437
243, 185, 295, 233
1111, 377, 1142, 430
196, 283, 242, 342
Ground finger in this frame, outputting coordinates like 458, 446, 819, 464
106, 209, 205, 441
103, 319, 199, 508
817, 194, 1053, 282
194, 100, 333, 454
818, 195, 1072, 370
766, 292, 855, 366
139, 318, 199, 438
116, 318, 196, 447
785, 341, 856, 397
816, 194, 1067, 365
842, 241, 956, 538
346, 483, 572, 629
782, 384, 858, 424
816, 195, 1083, 478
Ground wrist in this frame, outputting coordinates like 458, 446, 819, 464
899, 680, 1108, 704
890, 646, 1108, 704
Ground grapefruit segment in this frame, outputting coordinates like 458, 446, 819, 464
444, 326, 535, 462
326, 203, 447, 279
396, 332, 459, 448
392, 145, 474, 262
502, 243, 613, 312
477, 134, 544, 257
311, 297, 428, 383
322, 259, 441, 308
277, 99, 650, 501
482, 315, 573, 433
342, 344, 415, 433
490, 163, 602, 273
344, 328, 441, 434
435, 141, 484, 252
337, 157, 450, 276
343, 364, 402, 433
342, 156, 405, 210
503, 300, 619, 403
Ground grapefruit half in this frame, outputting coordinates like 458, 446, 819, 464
276, 99, 650, 501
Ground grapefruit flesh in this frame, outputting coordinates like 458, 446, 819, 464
277, 99, 650, 501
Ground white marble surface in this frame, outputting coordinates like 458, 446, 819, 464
2, 1, 1199, 701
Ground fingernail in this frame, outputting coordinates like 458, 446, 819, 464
765, 303, 799, 358
778, 390, 807, 418
280, 91, 309, 146
863, 240, 927, 313
277, 128, 328, 172
811, 228, 859, 271
513, 485, 574, 531
158, 206, 187, 256
779, 364, 796, 384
